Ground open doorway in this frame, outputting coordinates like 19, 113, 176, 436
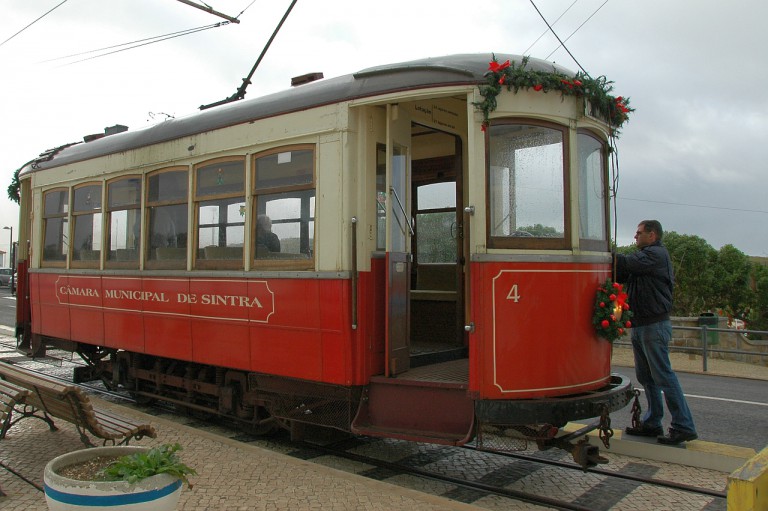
409, 124, 465, 367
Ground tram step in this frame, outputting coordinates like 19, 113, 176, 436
410, 346, 467, 368
351, 377, 474, 445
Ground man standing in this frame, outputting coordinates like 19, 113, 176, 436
616, 220, 698, 445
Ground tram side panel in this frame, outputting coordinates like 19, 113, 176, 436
470, 260, 612, 400
30, 272, 363, 386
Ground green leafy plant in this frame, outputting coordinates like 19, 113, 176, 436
99, 443, 196, 487
474, 55, 633, 134
592, 279, 634, 342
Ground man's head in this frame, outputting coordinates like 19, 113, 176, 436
257, 215, 272, 232
635, 220, 663, 248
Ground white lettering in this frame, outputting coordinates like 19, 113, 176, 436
59, 286, 100, 297
200, 294, 263, 308
103, 289, 169, 302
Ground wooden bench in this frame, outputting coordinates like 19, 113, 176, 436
0, 361, 156, 447
0, 379, 29, 440
0, 379, 28, 497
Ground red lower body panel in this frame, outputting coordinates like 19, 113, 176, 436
470, 261, 612, 400
30, 273, 358, 385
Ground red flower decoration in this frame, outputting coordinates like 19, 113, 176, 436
488, 59, 511, 73
593, 279, 634, 342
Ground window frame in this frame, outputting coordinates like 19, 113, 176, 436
251, 144, 316, 271
577, 129, 611, 252
69, 182, 103, 269
485, 118, 571, 250
193, 156, 246, 271
105, 175, 142, 269
41, 187, 70, 268
145, 167, 189, 270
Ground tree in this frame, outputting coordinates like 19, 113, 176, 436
749, 264, 768, 336
661, 232, 718, 316
615, 233, 764, 331
712, 245, 752, 318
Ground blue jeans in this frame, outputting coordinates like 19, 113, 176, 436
631, 320, 697, 434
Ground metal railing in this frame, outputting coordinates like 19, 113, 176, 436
615, 325, 768, 373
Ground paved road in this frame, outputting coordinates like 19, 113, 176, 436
0, 285, 765, 452
0, 285, 16, 333
609, 365, 767, 452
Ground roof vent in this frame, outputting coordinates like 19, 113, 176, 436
105, 124, 128, 136
83, 133, 105, 143
83, 124, 128, 143
291, 72, 323, 87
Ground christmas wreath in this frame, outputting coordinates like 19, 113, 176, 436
473, 55, 633, 133
593, 279, 633, 342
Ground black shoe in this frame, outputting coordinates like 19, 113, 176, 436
657, 428, 698, 445
625, 423, 663, 437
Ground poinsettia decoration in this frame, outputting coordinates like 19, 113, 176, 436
593, 279, 633, 342
474, 55, 633, 134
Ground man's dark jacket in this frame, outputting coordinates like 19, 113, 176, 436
615, 241, 674, 326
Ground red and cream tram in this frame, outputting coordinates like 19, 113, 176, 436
12, 53, 634, 464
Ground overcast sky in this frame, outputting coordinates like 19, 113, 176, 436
2, 0, 766, 259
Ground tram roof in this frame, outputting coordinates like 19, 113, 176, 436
19, 53, 573, 176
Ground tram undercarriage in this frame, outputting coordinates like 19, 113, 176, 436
30, 335, 634, 469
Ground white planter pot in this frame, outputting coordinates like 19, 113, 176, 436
43, 446, 182, 511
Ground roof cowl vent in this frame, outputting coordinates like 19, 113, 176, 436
83, 124, 128, 143
291, 72, 323, 87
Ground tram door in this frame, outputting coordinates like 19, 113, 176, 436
385, 105, 412, 376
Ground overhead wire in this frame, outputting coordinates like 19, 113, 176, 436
523, 0, 579, 56
545, 0, 610, 60
53, 22, 230, 66
41, 23, 228, 64
618, 197, 768, 215
527, 0, 590, 76
0, 0, 69, 49
235, 0, 258, 19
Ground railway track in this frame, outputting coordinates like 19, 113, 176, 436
0, 340, 728, 510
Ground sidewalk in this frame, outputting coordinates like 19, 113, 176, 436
0, 398, 484, 511
612, 345, 768, 381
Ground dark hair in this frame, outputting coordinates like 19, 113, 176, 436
640, 219, 663, 240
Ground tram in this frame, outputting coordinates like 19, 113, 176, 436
12, 53, 634, 466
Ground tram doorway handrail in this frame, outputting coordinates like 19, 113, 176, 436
389, 186, 414, 236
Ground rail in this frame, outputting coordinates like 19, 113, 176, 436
615, 324, 768, 373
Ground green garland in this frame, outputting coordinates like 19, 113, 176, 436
474, 55, 633, 133
592, 279, 633, 342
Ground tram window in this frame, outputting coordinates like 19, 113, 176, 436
42, 188, 69, 266
146, 169, 188, 269
578, 131, 609, 251
194, 159, 245, 270
252, 146, 315, 269
487, 122, 569, 249
71, 183, 103, 267
415, 182, 456, 263
106, 177, 141, 267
